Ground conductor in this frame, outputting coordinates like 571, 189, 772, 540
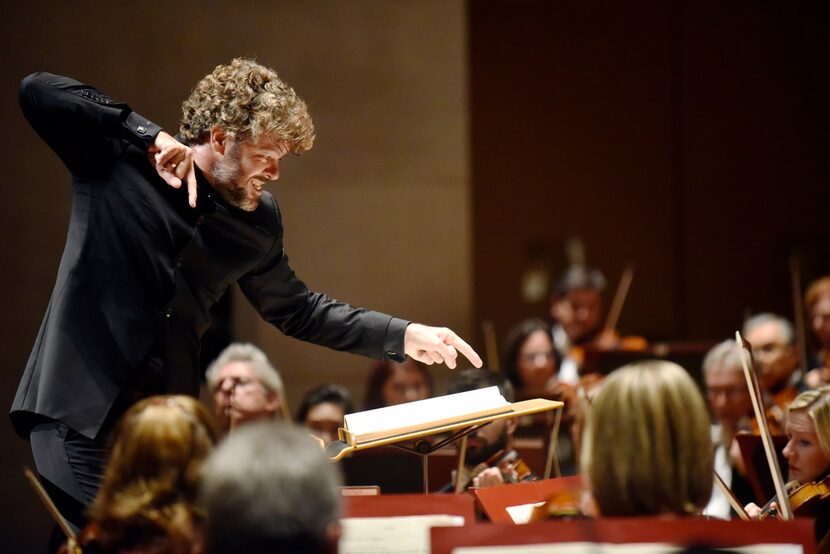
11, 58, 482, 530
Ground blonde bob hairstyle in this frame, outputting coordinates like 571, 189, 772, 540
180, 58, 315, 153
581, 360, 713, 517
88, 395, 220, 552
788, 385, 830, 459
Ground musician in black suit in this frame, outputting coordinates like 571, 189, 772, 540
11, 58, 481, 530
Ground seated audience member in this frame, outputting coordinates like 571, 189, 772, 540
206, 343, 284, 432
62, 396, 219, 554
743, 313, 802, 404
745, 386, 830, 550
442, 368, 535, 490
805, 277, 830, 387
363, 358, 433, 410
199, 422, 342, 554
701, 340, 755, 518
296, 384, 354, 445
580, 360, 713, 517
549, 266, 609, 383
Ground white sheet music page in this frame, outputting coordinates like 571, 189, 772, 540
340, 514, 464, 554
344, 386, 509, 438
453, 543, 803, 553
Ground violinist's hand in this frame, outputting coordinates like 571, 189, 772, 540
148, 131, 197, 208
472, 467, 504, 488
805, 367, 830, 389
745, 501, 776, 520
596, 328, 623, 350
404, 324, 483, 369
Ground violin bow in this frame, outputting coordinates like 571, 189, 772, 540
23, 466, 77, 541
735, 331, 794, 519
482, 319, 500, 371
603, 263, 634, 334
789, 255, 809, 374
712, 469, 750, 520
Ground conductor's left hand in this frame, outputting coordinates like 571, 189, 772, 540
404, 323, 483, 369
148, 131, 198, 208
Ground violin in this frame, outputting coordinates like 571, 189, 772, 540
468, 449, 535, 488
528, 486, 589, 521
756, 475, 830, 520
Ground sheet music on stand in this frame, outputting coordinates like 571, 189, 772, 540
326, 386, 563, 493
340, 492, 474, 554
430, 519, 816, 554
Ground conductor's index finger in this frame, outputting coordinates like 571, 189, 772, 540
446, 333, 483, 368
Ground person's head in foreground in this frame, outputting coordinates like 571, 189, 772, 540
206, 342, 284, 432
581, 360, 713, 517
86, 395, 219, 553
784, 385, 830, 484
199, 421, 342, 554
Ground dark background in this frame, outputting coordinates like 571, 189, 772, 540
471, 1, 829, 343
2, 1, 828, 551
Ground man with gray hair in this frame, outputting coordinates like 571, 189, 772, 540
206, 343, 285, 432
742, 313, 802, 396
701, 339, 754, 519
199, 422, 342, 554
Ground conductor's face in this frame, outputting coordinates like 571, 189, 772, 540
210, 130, 290, 211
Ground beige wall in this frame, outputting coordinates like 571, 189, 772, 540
0, 2, 470, 550
231, 3, 473, 410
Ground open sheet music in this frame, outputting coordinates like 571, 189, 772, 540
340, 514, 464, 554
343, 386, 512, 444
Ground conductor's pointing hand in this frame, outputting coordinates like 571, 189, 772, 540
404, 323, 483, 369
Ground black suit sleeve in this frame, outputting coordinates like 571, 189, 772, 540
18, 72, 162, 177
238, 234, 409, 362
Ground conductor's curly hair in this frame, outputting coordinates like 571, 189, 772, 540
179, 58, 315, 153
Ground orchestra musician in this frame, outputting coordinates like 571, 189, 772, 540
804, 277, 830, 388
743, 313, 803, 419
501, 318, 579, 473
549, 266, 608, 383
60, 396, 219, 554
199, 422, 342, 554
363, 358, 434, 410
580, 360, 713, 517
296, 384, 354, 445
442, 368, 536, 490
701, 340, 756, 518
206, 343, 285, 433
744, 385, 830, 551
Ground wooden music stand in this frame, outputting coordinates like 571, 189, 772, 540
471, 475, 584, 523
343, 493, 475, 520
431, 518, 817, 554
328, 397, 563, 493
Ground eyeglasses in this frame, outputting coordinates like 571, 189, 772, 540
521, 351, 554, 364
706, 386, 748, 399
752, 343, 788, 356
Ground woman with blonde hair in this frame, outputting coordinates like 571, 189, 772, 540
63, 395, 219, 553
745, 385, 830, 550
580, 360, 713, 517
